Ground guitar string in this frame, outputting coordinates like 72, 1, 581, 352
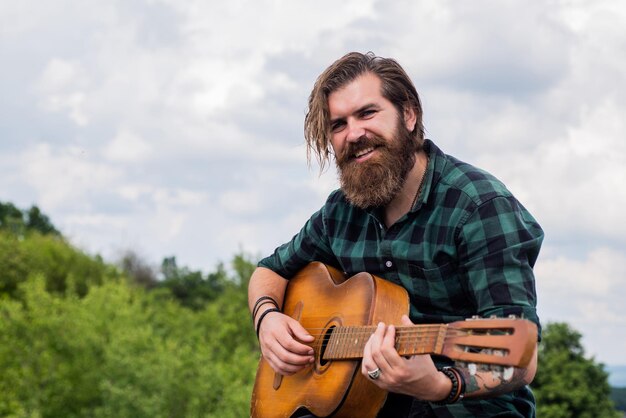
305, 330, 473, 352
299, 328, 471, 338
311, 330, 504, 339
299, 326, 509, 336
303, 329, 468, 336
307, 337, 509, 358
302, 328, 510, 354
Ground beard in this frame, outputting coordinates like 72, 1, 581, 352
336, 118, 420, 210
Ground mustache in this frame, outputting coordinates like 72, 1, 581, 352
337, 135, 386, 164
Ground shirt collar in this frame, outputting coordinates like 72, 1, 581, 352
411, 138, 446, 212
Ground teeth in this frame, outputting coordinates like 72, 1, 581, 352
354, 147, 374, 158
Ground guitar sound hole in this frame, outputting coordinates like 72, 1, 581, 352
319, 325, 336, 367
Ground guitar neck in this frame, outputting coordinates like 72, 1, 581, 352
322, 324, 448, 360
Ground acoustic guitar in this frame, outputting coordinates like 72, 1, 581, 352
251, 262, 537, 418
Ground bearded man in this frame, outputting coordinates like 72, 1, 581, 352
248, 52, 543, 418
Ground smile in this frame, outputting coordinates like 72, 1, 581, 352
353, 146, 376, 159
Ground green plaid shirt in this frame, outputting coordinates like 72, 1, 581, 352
259, 139, 543, 418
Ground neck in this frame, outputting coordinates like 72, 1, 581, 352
323, 323, 446, 360
384, 150, 428, 227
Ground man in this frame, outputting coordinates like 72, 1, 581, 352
249, 52, 543, 417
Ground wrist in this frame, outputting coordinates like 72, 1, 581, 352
429, 370, 453, 402
255, 306, 280, 338
432, 367, 465, 404
252, 295, 279, 321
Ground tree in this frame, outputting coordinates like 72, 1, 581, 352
0, 201, 25, 236
532, 322, 621, 418
0, 201, 59, 236
1, 230, 112, 298
158, 256, 230, 310
118, 250, 158, 289
0, 253, 259, 418
25, 205, 60, 236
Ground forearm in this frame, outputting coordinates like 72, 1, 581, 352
248, 267, 289, 320
457, 344, 538, 399
248, 267, 315, 374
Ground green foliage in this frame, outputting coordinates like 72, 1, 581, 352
0, 242, 259, 418
0, 201, 59, 237
157, 256, 229, 310
118, 250, 159, 289
0, 231, 114, 297
532, 322, 621, 418
1, 202, 92, 296
25, 206, 59, 236
0, 201, 266, 416
0, 233, 29, 296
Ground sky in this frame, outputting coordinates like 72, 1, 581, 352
1, 0, 625, 368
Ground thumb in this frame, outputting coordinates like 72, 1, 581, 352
288, 318, 315, 342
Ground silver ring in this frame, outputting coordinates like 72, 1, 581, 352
367, 367, 381, 380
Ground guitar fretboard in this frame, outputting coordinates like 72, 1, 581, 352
322, 324, 448, 360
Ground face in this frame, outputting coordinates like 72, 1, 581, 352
328, 73, 419, 209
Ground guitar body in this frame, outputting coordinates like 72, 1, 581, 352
251, 262, 410, 418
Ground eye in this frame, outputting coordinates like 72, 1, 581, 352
331, 120, 346, 132
360, 109, 377, 118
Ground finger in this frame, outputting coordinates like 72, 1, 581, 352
380, 324, 404, 369
279, 330, 314, 357
262, 315, 314, 357
371, 322, 386, 347
288, 319, 315, 343
265, 351, 310, 375
369, 324, 395, 370
259, 317, 314, 370
361, 330, 377, 375
382, 324, 397, 351
368, 322, 388, 368
271, 341, 315, 368
364, 322, 384, 355
399, 315, 415, 359
263, 332, 315, 375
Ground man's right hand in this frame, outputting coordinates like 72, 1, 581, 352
257, 311, 315, 375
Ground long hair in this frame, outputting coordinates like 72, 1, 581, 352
304, 52, 424, 171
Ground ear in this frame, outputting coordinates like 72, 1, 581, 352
403, 104, 417, 132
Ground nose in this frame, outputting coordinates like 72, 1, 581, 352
346, 119, 365, 143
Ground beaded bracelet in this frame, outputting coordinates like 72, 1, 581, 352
448, 367, 465, 402
255, 307, 280, 338
433, 367, 465, 404
252, 296, 279, 320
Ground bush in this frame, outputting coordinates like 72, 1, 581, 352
0, 257, 259, 418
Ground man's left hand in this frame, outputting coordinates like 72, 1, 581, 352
361, 315, 451, 401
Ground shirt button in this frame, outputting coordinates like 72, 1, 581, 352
385, 260, 393, 268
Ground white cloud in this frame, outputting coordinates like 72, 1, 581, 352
20, 143, 121, 210
37, 58, 85, 92
536, 247, 626, 364
537, 247, 625, 299
36, 58, 90, 125
219, 190, 265, 216
103, 130, 153, 163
